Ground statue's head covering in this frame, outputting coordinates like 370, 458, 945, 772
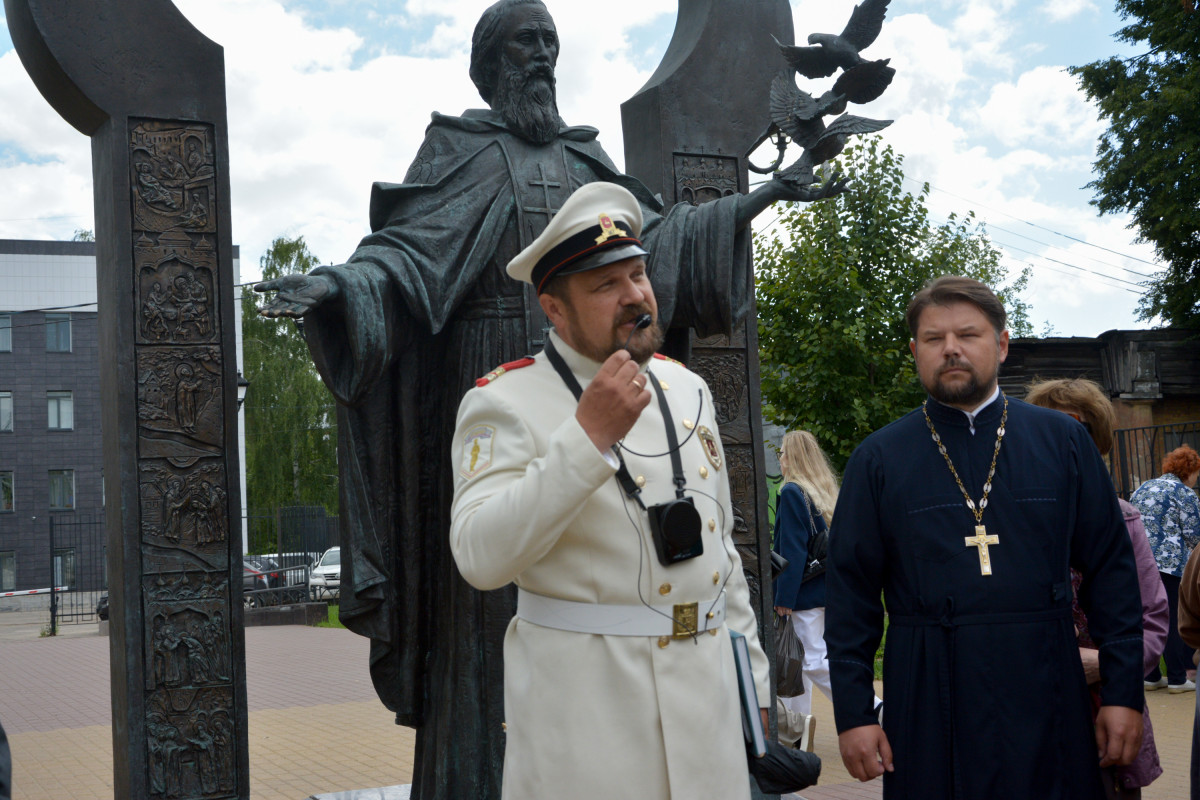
470, 0, 551, 105
507, 182, 648, 294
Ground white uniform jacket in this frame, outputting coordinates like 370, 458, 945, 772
450, 330, 770, 800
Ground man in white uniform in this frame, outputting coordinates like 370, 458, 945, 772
450, 182, 771, 799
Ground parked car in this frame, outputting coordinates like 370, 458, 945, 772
308, 547, 340, 600
96, 593, 109, 621
243, 556, 283, 590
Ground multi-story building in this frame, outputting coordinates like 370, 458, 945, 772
0, 239, 244, 596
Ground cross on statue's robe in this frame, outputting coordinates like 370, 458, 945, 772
825, 393, 1144, 799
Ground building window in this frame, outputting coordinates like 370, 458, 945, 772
0, 391, 11, 432
1, 472, 12, 512
46, 313, 71, 352
0, 552, 14, 592
0, 315, 10, 352
49, 469, 74, 510
48, 391, 74, 431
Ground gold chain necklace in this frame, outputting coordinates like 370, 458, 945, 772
921, 396, 1009, 576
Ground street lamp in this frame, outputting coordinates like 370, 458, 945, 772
236, 371, 250, 409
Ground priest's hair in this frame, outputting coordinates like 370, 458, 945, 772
906, 275, 1007, 340
779, 430, 839, 527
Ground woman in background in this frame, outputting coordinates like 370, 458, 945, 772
1133, 444, 1200, 694
773, 430, 880, 751
1026, 378, 1168, 799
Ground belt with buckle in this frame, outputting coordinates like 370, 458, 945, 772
516, 588, 726, 637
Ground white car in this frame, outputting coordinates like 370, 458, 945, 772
308, 547, 341, 600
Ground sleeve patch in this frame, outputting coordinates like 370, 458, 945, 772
460, 424, 496, 479
475, 356, 536, 387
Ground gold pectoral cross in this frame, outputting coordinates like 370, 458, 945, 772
964, 525, 999, 576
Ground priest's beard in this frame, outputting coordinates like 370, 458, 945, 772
927, 359, 999, 408
493, 57, 562, 145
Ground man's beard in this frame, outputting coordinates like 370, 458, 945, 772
494, 56, 562, 145
926, 359, 997, 408
622, 314, 665, 365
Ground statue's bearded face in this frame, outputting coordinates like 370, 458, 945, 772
493, 7, 562, 145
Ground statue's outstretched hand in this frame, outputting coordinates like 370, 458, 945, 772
254, 273, 340, 318
772, 171, 849, 202
736, 172, 850, 230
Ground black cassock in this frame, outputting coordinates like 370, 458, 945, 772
826, 394, 1143, 800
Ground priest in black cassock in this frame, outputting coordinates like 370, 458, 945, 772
826, 276, 1144, 799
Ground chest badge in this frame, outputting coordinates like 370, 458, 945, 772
460, 424, 496, 479
697, 426, 722, 471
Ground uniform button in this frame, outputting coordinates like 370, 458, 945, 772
708, 629, 719, 637
635, 475, 646, 488
659, 583, 672, 596
712, 571, 720, 584
501, 722, 507, 732
708, 518, 716, 531
706, 611, 715, 619
699, 466, 709, 479
658, 636, 670, 649
682, 419, 695, 431
660, 381, 670, 390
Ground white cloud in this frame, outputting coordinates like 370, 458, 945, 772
975, 65, 1103, 150
1038, 0, 1099, 24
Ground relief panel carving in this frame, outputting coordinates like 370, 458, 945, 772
136, 232, 218, 345
139, 460, 228, 549
146, 687, 237, 798
689, 352, 747, 427
130, 121, 217, 234
673, 152, 738, 206
137, 347, 223, 464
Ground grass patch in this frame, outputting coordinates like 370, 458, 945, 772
317, 602, 345, 629
874, 613, 888, 680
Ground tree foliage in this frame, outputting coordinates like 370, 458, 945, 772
755, 138, 1031, 470
240, 236, 339, 515
1070, 1, 1200, 327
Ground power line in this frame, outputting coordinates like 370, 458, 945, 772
907, 177, 1161, 269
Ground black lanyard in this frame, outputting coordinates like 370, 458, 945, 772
543, 337, 688, 507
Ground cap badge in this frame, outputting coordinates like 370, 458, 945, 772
594, 212, 627, 245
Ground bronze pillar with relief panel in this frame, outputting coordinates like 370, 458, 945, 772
5, 2, 249, 797
620, 0, 795, 751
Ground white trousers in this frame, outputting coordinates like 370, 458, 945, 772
780, 607, 833, 717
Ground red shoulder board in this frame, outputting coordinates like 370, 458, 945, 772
652, 353, 685, 367
476, 357, 535, 387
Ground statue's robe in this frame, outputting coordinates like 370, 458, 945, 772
826, 395, 1144, 800
302, 108, 752, 797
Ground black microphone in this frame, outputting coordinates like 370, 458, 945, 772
622, 313, 653, 351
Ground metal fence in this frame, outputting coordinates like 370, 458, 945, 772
47, 514, 107, 632
247, 505, 338, 590
1112, 421, 1200, 499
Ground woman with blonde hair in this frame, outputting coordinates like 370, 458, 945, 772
1026, 377, 1168, 798
773, 430, 878, 749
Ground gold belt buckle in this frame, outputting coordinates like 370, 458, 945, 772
672, 602, 699, 639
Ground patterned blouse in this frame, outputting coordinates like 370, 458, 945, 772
1131, 473, 1200, 578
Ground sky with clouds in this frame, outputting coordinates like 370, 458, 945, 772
0, 0, 1160, 336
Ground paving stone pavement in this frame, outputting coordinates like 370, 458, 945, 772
0, 622, 1195, 799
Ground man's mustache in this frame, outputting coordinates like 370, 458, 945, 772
938, 358, 973, 376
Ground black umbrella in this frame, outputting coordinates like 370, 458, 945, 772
748, 741, 822, 795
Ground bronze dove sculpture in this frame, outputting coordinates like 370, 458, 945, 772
776, 0, 891, 78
